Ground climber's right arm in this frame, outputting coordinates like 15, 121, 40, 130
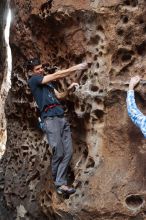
41, 63, 87, 84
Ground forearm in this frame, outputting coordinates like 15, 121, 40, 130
42, 65, 81, 84
127, 90, 140, 115
127, 90, 146, 137
52, 66, 76, 80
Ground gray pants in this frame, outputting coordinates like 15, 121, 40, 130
44, 116, 73, 186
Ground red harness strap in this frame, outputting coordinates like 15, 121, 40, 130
44, 104, 62, 112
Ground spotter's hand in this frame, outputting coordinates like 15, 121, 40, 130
129, 75, 141, 90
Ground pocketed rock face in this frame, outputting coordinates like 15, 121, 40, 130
2, 0, 146, 219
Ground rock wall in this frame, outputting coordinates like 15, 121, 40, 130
1, 0, 146, 219
0, 1, 17, 219
0, 0, 7, 86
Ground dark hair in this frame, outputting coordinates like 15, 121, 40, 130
25, 58, 41, 71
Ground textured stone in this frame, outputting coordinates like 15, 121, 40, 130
1, 0, 146, 219
0, 1, 16, 219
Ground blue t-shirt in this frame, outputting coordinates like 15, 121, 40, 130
28, 74, 64, 119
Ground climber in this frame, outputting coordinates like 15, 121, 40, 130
127, 75, 146, 138
27, 58, 88, 195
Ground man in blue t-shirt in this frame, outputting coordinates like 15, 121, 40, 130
27, 58, 87, 195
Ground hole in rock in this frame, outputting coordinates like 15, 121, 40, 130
115, 48, 133, 63
83, 148, 88, 159
40, 1, 52, 11
122, 16, 129, 23
90, 85, 99, 92
98, 51, 103, 56
75, 194, 79, 198
97, 25, 104, 31
92, 109, 104, 120
123, 0, 138, 7
126, 40, 132, 45
90, 35, 100, 45
132, 0, 138, 7
136, 41, 146, 56
74, 55, 85, 64
125, 195, 144, 210
86, 104, 92, 112
88, 63, 92, 68
40, 164, 45, 169
117, 28, 124, 36
143, 25, 146, 33
94, 97, 102, 104
94, 72, 98, 76
94, 55, 98, 61
23, 125, 27, 130
121, 53, 132, 61
76, 16, 80, 22
124, 0, 130, 5
14, 134, 17, 138
81, 75, 88, 85
22, 145, 29, 150
96, 62, 99, 68
86, 157, 95, 169
23, 152, 28, 156
139, 18, 144, 24
99, 89, 103, 93
44, 156, 48, 161
84, 180, 89, 185
81, 104, 85, 112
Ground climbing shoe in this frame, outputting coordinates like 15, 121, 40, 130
57, 186, 76, 195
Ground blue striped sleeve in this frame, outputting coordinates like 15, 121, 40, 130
126, 90, 146, 138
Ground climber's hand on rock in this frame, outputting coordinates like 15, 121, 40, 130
68, 82, 79, 90
129, 75, 141, 90
72, 62, 88, 71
